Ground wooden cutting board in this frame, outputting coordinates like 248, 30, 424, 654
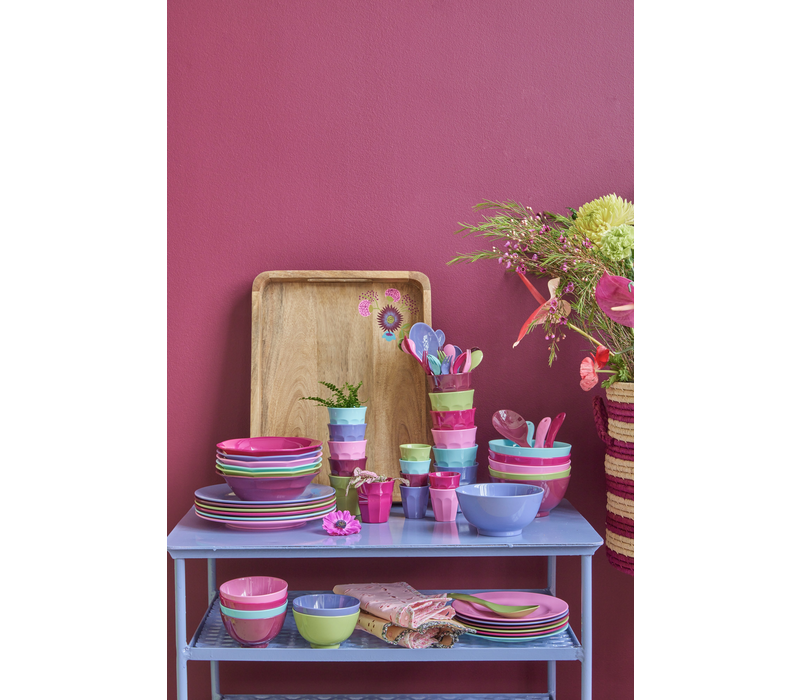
250, 270, 432, 500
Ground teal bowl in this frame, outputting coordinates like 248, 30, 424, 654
431, 444, 478, 469
487, 439, 571, 458
399, 458, 431, 475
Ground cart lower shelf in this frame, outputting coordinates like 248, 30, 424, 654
188, 591, 583, 663
216, 695, 554, 699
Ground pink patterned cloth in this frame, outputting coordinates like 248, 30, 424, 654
332, 581, 456, 628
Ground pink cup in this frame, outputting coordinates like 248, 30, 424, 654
488, 457, 572, 475
428, 471, 461, 489
328, 457, 367, 476
404, 472, 429, 487
431, 427, 478, 449
328, 440, 367, 460
357, 480, 395, 523
430, 408, 477, 431
430, 487, 459, 521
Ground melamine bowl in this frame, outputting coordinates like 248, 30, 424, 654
216, 449, 322, 463
431, 445, 478, 469
221, 471, 319, 501
328, 440, 367, 460
327, 423, 367, 442
399, 458, 431, 475
488, 466, 571, 481
487, 449, 571, 467
430, 408, 477, 430
455, 483, 545, 537
217, 436, 322, 457
428, 390, 474, 412
221, 606, 287, 647
217, 454, 323, 469
292, 594, 361, 617
426, 373, 473, 393
399, 444, 431, 461
488, 439, 571, 459
293, 609, 360, 649
431, 427, 478, 449
428, 471, 461, 489
216, 459, 322, 476
219, 576, 289, 608
488, 457, 571, 475
487, 474, 571, 517
328, 457, 367, 476
220, 601, 288, 619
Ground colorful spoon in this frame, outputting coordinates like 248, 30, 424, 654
534, 417, 552, 448
492, 410, 530, 448
446, 593, 540, 618
545, 412, 566, 448
469, 348, 483, 370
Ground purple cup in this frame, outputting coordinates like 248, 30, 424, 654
327, 423, 367, 442
400, 485, 430, 519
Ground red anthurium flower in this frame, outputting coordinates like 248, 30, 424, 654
513, 272, 572, 348
579, 345, 609, 391
595, 273, 634, 328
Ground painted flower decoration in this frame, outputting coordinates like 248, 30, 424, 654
377, 305, 403, 334
357, 289, 417, 344
385, 288, 401, 302
595, 273, 634, 328
358, 299, 373, 317
513, 272, 572, 348
322, 510, 362, 536
580, 345, 610, 391
573, 194, 634, 244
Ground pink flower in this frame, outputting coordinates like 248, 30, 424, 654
595, 273, 634, 328
579, 345, 610, 391
322, 510, 362, 536
385, 288, 401, 302
357, 299, 372, 317
513, 272, 572, 348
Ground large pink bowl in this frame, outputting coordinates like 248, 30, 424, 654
217, 436, 322, 457
431, 427, 478, 449
488, 474, 571, 517
488, 457, 572, 475
220, 576, 289, 608
221, 471, 319, 501
221, 609, 286, 647
430, 408, 477, 430
328, 440, 367, 460
488, 449, 572, 467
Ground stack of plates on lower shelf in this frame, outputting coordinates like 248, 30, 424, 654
451, 591, 569, 643
194, 483, 337, 531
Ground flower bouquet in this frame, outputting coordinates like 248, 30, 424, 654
449, 194, 633, 390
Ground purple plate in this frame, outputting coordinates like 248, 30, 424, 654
195, 483, 335, 506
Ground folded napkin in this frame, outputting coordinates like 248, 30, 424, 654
332, 581, 474, 649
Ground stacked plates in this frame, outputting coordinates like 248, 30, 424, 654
194, 483, 336, 530
451, 591, 569, 642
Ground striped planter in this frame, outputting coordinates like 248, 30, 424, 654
593, 381, 634, 575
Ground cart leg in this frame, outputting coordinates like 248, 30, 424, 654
547, 555, 556, 596
547, 660, 556, 699
174, 558, 188, 700
581, 555, 592, 700
208, 559, 221, 700
547, 556, 557, 698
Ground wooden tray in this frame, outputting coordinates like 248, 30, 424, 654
250, 271, 432, 501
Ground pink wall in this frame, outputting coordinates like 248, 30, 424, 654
168, 1, 633, 698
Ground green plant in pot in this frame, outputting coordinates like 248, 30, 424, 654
301, 381, 368, 426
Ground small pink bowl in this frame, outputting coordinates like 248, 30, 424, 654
488, 474, 571, 517
428, 471, 461, 489
488, 457, 572, 475
488, 449, 572, 467
328, 457, 367, 476
328, 440, 367, 460
431, 427, 477, 449
220, 593, 288, 611
221, 609, 286, 647
220, 576, 289, 608
430, 408, 477, 430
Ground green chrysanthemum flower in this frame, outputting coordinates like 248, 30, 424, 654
600, 224, 634, 261
573, 194, 634, 244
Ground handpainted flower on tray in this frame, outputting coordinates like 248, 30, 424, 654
322, 510, 362, 536
358, 289, 417, 345
377, 305, 403, 333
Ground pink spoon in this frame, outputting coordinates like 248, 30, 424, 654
492, 410, 531, 448
534, 417, 552, 448
545, 412, 566, 448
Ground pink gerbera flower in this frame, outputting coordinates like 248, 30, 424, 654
322, 510, 362, 536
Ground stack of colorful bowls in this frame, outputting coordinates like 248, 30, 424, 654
326, 406, 368, 516
487, 439, 572, 517
215, 437, 323, 501
219, 576, 288, 647
292, 593, 362, 649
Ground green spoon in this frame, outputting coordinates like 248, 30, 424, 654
468, 348, 484, 371
446, 593, 539, 618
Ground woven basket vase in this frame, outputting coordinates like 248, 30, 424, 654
593, 381, 634, 575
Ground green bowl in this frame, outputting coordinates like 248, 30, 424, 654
399, 443, 431, 460
292, 609, 360, 649
428, 390, 474, 412
488, 466, 572, 481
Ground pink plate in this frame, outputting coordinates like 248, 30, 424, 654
217, 454, 324, 469
195, 498, 336, 514
450, 591, 569, 624
195, 500, 336, 518
488, 450, 571, 467
457, 613, 569, 632
465, 620, 570, 639
217, 436, 323, 457
463, 619, 570, 635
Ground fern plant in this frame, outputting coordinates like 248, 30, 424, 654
300, 381, 366, 408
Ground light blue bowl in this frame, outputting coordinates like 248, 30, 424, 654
487, 439, 571, 458
455, 482, 544, 537
399, 458, 431, 475
219, 601, 288, 619
327, 423, 367, 442
431, 444, 478, 469
292, 594, 361, 617
327, 406, 367, 425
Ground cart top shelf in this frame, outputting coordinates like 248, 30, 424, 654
167, 501, 603, 560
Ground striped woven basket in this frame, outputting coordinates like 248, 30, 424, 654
593, 381, 634, 575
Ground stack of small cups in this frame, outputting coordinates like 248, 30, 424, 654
327, 405, 368, 518
428, 372, 478, 513
398, 443, 432, 518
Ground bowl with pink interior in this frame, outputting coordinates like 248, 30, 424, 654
488, 474, 571, 517
328, 440, 367, 460
220, 576, 289, 609
220, 470, 320, 501
487, 449, 571, 467
488, 456, 572, 475
221, 601, 287, 647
